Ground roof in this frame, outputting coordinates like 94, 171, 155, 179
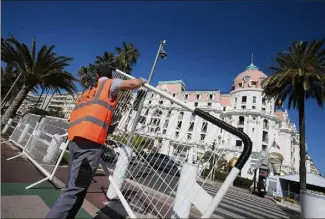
157, 80, 186, 87
279, 173, 325, 188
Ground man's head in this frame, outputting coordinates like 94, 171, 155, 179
96, 66, 113, 80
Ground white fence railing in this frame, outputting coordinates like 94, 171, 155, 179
2, 113, 69, 190
1, 68, 252, 218
2, 113, 42, 149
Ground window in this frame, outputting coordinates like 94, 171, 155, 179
149, 100, 152, 104
262, 107, 266, 111
223, 106, 226, 111
201, 122, 208, 132
235, 97, 237, 103
238, 116, 245, 125
129, 109, 133, 115
262, 97, 266, 105
241, 105, 246, 109
253, 116, 256, 120
208, 102, 212, 107
263, 119, 269, 129
145, 108, 149, 115
262, 131, 268, 143
179, 112, 184, 120
159, 100, 163, 105
194, 102, 198, 107
196, 94, 200, 100
163, 120, 169, 128
252, 128, 255, 133
209, 94, 213, 100
153, 109, 162, 117
163, 129, 167, 134
188, 122, 194, 131
253, 96, 256, 104
251, 81, 258, 86
190, 114, 196, 121
238, 127, 244, 132
262, 145, 267, 152
185, 94, 189, 100
175, 132, 179, 138
242, 96, 247, 103
139, 116, 146, 124
167, 110, 171, 118
252, 106, 256, 109
177, 121, 182, 129
187, 133, 192, 140
173, 93, 176, 97
200, 134, 206, 141
152, 93, 154, 98
236, 140, 242, 147
239, 83, 243, 87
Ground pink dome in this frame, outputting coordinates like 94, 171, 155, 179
232, 62, 267, 90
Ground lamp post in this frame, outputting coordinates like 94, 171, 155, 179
127, 40, 167, 144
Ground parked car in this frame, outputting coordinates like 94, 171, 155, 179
146, 153, 181, 175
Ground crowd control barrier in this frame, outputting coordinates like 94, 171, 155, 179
5, 114, 69, 189
99, 68, 253, 218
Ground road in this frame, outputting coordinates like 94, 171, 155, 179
110, 161, 301, 218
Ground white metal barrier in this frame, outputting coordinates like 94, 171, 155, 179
100, 68, 252, 218
5, 114, 70, 189
2, 114, 42, 149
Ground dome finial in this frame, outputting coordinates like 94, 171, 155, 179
246, 53, 259, 71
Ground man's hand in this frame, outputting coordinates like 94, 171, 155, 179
120, 77, 147, 91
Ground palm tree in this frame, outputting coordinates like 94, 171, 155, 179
262, 39, 325, 191
77, 64, 98, 91
115, 42, 140, 73
95, 51, 115, 69
1, 34, 77, 125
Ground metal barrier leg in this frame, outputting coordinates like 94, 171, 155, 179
172, 163, 198, 219
7, 153, 25, 161
1, 118, 13, 135
17, 124, 30, 145
106, 144, 133, 200
25, 176, 50, 189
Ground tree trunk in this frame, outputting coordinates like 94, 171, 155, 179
299, 94, 307, 191
1, 85, 30, 125
35, 87, 45, 109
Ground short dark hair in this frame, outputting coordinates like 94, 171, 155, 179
98, 66, 113, 79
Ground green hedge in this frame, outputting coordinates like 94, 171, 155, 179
60, 151, 70, 165
202, 169, 252, 190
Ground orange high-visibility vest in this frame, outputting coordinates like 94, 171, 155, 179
68, 79, 117, 144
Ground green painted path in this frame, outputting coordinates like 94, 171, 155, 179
1, 183, 92, 218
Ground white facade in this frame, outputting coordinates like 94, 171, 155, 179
18, 91, 81, 119
120, 61, 318, 180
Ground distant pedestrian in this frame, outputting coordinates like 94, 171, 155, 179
46, 66, 146, 219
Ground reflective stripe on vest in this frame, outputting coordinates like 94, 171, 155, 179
69, 79, 114, 130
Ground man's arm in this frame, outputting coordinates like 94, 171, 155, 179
120, 78, 146, 91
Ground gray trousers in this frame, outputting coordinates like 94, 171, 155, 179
46, 137, 103, 219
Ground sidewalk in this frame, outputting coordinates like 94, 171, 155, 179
1, 141, 94, 218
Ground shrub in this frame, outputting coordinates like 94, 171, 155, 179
60, 151, 70, 165
201, 169, 253, 190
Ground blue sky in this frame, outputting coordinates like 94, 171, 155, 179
2, 1, 325, 175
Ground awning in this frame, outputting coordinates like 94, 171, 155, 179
279, 173, 325, 188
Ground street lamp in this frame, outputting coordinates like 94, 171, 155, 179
128, 40, 167, 144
